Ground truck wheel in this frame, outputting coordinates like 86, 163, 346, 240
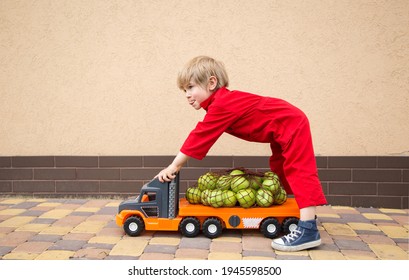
202, 217, 223, 239
260, 217, 281, 238
282, 217, 299, 234
124, 216, 145, 237
179, 217, 200, 237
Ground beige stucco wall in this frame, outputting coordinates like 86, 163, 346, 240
1, 0, 408, 156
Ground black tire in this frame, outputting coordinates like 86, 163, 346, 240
260, 217, 281, 238
202, 217, 223, 239
179, 217, 201, 237
124, 216, 145, 237
282, 217, 299, 234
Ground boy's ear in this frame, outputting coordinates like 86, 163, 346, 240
208, 76, 218, 91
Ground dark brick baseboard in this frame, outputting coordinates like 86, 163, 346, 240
1, 156, 408, 209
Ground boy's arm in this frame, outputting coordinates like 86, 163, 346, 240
156, 151, 190, 182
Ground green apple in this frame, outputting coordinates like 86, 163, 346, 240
198, 172, 219, 191
209, 190, 224, 208
185, 187, 202, 204
222, 190, 237, 207
216, 175, 231, 191
231, 176, 250, 193
236, 188, 256, 208
274, 188, 287, 205
256, 188, 274, 207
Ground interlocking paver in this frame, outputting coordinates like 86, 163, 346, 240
369, 244, 408, 260
0, 197, 407, 260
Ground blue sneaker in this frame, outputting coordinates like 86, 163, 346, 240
271, 219, 321, 252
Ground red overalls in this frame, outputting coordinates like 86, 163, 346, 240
180, 87, 327, 209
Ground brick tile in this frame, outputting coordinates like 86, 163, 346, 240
149, 237, 180, 246
49, 240, 86, 251
56, 181, 100, 193
95, 207, 117, 215
85, 214, 113, 222
52, 215, 87, 227
39, 209, 73, 219
105, 255, 139, 260
139, 252, 174, 260
2, 252, 39, 260
274, 250, 309, 257
96, 227, 124, 237
39, 226, 72, 235
208, 252, 242, 260
362, 213, 393, 221
0, 198, 26, 205
391, 215, 409, 225
0, 181, 12, 192
397, 242, 408, 252
10, 201, 41, 209
13, 241, 53, 253
309, 250, 346, 260
83, 243, 114, 250
359, 234, 396, 245
0, 169, 33, 180
377, 225, 408, 238
0, 216, 35, 227
110, 239, 148, 257
210, 241, 242, 253
37, 202, 62, 208
0, 157, 11, 167
82, 200, 111, 208
88, 235, 121, 244
30, 218, 57, 224
179, 236, 211, 250
334, 239, 371, 251
329, 183, 377, 195
15, 223, 50, 232
0, 209, 27, 216
378, 157, 409, 168
322, 223, 357, 236
72, 248, 110, 259
12, 156, 54, 167
34, 168, 76, 180
100, 156, 143, 167
71, 221, 107, 234
328, 156, 377, 168
242, 235, 272, 252
369, 244, 409, 260
379, 208, 407, 214
276, 255, 310, 260
55, 156, 98, 167
339, 213, 370, 222
143, 244, 177, 254
174, 248, 208, 259
0, 246, 14, 256
63, 233, 95, 241
29, 234, 62, 242
331, 206, 360, 214
353, 169, 402, 182
77, 168, 120, 180
35, 250, 75, 260
347, 222, 381, 231
341, 249, 378, 260
242, 250, 276, 259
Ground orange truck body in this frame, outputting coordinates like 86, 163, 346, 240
116, 174, 300, 238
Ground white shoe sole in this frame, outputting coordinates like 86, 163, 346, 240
271, 239, 321, 252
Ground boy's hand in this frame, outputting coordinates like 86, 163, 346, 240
155, 165, 178, 183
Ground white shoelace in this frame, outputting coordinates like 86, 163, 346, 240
283, 229, 302, 242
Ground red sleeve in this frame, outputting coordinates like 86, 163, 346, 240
180, 106, 239, 160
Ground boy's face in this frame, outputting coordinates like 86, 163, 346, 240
184, 80, 214, 110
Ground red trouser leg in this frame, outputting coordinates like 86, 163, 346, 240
269, 120, 327, 209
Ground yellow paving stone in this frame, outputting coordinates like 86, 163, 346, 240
379, 208, 407, 214
39, 226, 73, 235
110, 239, 148, 257
106, 201, 121, 207
71, 221, 107, 234
369, 244, 409, 260
274, 250, 309, 257
317, 213, 340, 218
347, 222, 381, 231
208, 252, 242, 260
74, 207, 100, 213
149, 237, 180, 246
377, 225, 409, 239
0, 216, 35, 227
322, 223, 357, 236
331, 206, 355, 211
309, 250, 346, 260
211, 236, 242, 243
2, 252, 39, 260
39, 209, 73, 219
36, 250, 75, 260
341, 250, 378, 260
15, 223, 50, 232
362, 213, 393, 220
37, 202, 62, 208
88, 235, 122, 244
0, 209, 27, 216
0, 199, 26, 205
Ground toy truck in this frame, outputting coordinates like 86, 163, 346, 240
116, 173, 300, 239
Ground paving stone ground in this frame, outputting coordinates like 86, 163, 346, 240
0, 197, 407, 260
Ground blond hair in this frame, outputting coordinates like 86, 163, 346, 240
177, 56, 229, 91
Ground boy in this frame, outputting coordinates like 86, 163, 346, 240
156, 56, 327, 251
